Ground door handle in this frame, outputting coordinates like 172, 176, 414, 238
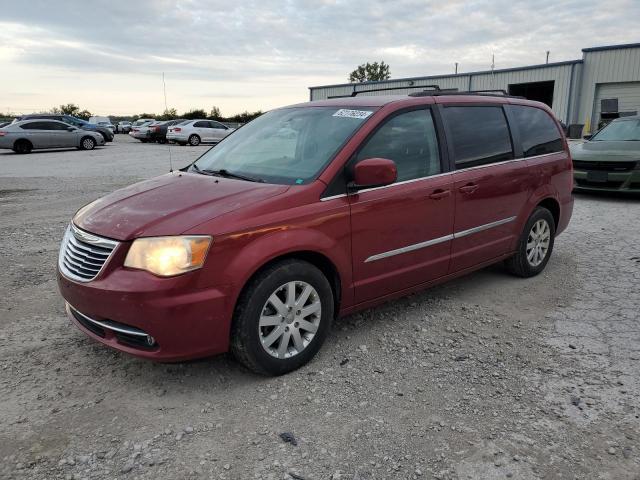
428, 189, 451, 200
459, 183, 479, 194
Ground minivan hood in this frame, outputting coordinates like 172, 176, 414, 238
74, 172, 289, 240
570, 140, 640, 161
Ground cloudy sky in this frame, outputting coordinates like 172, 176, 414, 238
0, 0, 638, 116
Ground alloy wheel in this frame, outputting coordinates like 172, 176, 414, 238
258, 281, 321, 359
83, 138, 95, 150
526, 219, 551, 267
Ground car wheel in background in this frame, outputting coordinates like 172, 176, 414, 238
231, 259, 334, 376
188, 134, 201, 146
13, 140, 32, 154
80, 136, 96, 150
505, 206, 556, 277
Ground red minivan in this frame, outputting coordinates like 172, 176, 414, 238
57, 91, 573, 375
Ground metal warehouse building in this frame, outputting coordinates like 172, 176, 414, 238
309, 42, 640, 135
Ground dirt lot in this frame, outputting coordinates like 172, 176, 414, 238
1, 136, 639, 480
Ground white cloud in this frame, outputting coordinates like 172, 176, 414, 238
0, 0, 637, 115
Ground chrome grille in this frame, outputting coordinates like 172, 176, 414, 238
58, 224, 118, 282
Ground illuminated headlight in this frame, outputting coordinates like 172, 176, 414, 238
124, 236, 212, 277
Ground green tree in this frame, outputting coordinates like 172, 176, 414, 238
51, 103, 92, 119
208, 106, 222, 120
348, 61, 391, 83
182, 109, 208, 120
159, 108, 177, 120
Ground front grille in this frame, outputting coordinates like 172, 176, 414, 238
59, 224, 118, 282
573, 160, 637, 172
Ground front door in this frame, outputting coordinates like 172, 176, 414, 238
349, 108, 454, 303
441, 105, 531, 272
210, 121, 228, 142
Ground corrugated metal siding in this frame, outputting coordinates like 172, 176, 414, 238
577, 47, 640, 132
469, 64, 574, 122
309, 76, 470, 100
310, 64, 576, 122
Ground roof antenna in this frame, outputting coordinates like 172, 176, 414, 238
162, 72, 174, 173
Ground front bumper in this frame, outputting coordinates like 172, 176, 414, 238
573, 168, 640, 192
57, 266, 233, 361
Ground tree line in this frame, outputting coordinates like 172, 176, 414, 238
0, 104, 263, 123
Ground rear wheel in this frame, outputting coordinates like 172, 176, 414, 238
231, 260, 334, 375
13, 140, 32, 154
505, 207, 555, 277
80, 136, 96, 150
188, 134, 201, 146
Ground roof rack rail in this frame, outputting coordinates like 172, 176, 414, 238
412, 89, 526, 99
327, 84, 442, 99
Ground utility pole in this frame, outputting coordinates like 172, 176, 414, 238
455, 62, 458, 74
546, 51, 550, 64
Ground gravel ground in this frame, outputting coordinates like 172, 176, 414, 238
1, 136, 639, 480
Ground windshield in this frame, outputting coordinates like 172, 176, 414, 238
592, 119, 640, 141
191, 106, 375, 185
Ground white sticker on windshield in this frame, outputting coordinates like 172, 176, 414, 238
332, 109, 373, 119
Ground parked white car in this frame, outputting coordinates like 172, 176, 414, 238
129, 120, 155, 142
166, 119, 234, 146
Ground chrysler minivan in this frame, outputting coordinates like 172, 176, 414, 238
57, 91, 573, 375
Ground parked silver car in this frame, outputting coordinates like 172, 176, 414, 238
116, 121, 132, 134
166, 119, 234, 146
129, 120, 155, 142
0, 120, 105, 153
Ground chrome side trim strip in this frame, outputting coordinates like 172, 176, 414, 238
66, 303, 149, 337
453, 216, 517, 238
365, 234, 454, 263
364, 215, 517, 263
357, 171, 452, 194
320, 193, 348, 202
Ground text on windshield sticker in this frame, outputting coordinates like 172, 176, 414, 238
332, 109, 373, 119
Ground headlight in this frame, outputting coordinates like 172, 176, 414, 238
124, 236, 212, 277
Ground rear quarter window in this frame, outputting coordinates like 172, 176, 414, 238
510, 105, 563, 157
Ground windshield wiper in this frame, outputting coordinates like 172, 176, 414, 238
196, 167, 264, 183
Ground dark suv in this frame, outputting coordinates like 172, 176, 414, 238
14, 114, 114, 142
58, 90, 573, 375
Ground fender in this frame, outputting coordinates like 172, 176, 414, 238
510, 183, 559, 251
221, 226, 354, 314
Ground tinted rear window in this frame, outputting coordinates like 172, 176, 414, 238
443, 106, 514, 168
510, 105, 563, 157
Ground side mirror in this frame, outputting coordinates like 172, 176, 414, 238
582, 134, 592, 140
348, 158, 397, 192
67, 127, 75, 131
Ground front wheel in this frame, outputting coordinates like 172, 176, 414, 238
80, 136, 96, 150
505, 207, 555, 277
231, 260, 334, 375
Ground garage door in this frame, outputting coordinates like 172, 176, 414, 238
593, 81, 640, 126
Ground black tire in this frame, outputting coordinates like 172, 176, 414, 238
13, 140, 32, 154
80, 136, 96, 150
188, 134, 201, 146
231, 260, 334, 376
505, 207, 556, 277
